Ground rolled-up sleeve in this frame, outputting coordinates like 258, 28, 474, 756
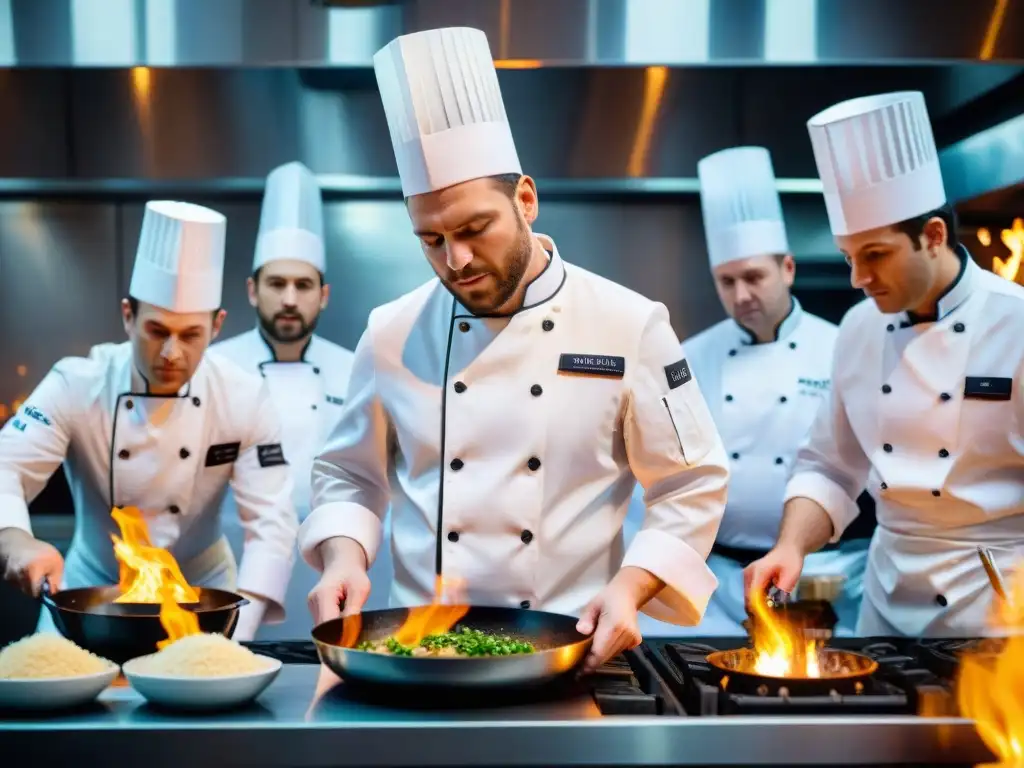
0, 363, 78, 535
621, 304, 729, 626
784, 354, 870, 542
231, 383, 299, 623
299, 323, 392, 573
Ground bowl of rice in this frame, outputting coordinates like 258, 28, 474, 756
122, 633, 281, 710
0, 633, 120, 710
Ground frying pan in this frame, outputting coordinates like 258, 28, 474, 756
40, 583, 249, 664
705, 647, 879, 697
312, 605, 593, 690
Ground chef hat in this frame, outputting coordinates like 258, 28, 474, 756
697, 146, 789, 268
373, 27, 522, 198
129, 201, 226, 313
253, 161, 325, 273
807, 91, 946, 236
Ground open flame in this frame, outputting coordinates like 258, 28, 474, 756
342, 574, 469, 648
110, 506, 198, 604
958, 563, 1024, 767
156, 583, 201, 650
748, 593, 822, 678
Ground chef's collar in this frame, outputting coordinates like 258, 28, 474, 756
895, 244, 976, 327
130, 364, 191, 398
256, 325, 312, 363
453, 232, 566, 317
736, 296, 802, 346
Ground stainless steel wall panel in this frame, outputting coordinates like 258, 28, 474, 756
0, 71, 71, 178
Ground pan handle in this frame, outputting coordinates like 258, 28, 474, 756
39, 580, 70, 637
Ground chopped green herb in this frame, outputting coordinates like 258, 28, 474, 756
355, 625, 536, 657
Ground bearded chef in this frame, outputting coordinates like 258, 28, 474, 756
745, 91, 1024, 637
211, 162, 393, 639
641, 146, 869, 637
301, 26, 729, 671
0, 201, 298, 641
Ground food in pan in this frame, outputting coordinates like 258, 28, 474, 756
131, 633, 275, 677
0, 633, 116, 679
356, 626, 537, 657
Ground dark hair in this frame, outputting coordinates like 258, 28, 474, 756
127, 296, 220, 319
489, 173, 523, 199
891, 202, 959, 251
252, 266, 325, 286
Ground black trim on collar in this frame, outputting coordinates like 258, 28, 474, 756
737, 296, 798, 346
256, 327, 313, 363
902, 244, 970, 326
452, 249, 567, 320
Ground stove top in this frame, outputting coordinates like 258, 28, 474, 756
243, 637, 993, 720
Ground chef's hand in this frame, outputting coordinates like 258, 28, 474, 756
0, 527, 64, 597
577, 568, 654, 674
743, 545, 805, 604
307, 536, 371, 625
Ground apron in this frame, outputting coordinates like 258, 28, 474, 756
36, 536, 237, 634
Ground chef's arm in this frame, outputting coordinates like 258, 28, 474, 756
0, 363, 78, 536
299, 325, 391, 574
621, 304, 729, 626
230, 385, 299, 626
782, 354, 871, 549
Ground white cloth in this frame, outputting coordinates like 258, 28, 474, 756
0, 341, 298, 621
210, 330, 394, 639
373, 27, 521, 197
697, 146, 789, 268
786, 250, 1024, 637
253, 162, 326, 273
300, 234, 729, 625
807, 91, 946, 235
626, 300, 867, 636
129, 201, 226, 312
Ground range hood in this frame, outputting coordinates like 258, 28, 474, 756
0, 0, 1022, 213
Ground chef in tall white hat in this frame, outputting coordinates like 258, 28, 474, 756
301, 26, 729, 670
629, 146, 870, 637
0, 201, 298, 641
211, 162, 393, 640
745, 91, 1024, 637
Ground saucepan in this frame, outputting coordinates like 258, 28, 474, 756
312, 605, 593, 690
40, 583, 249, 664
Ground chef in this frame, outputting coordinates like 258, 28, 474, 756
646, 146, 868, 637
211, 161, 392, 640
745, 91, 1024, 637
301, 26, 729, 670
0, 200, 298, 641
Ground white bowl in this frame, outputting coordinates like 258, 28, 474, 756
0, 665, 120, 711
121, 655, 282, 711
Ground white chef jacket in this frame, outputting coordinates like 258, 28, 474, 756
210, 329, 393, 638
786, 248, 1024, 637
299, 234, 729, 625
0, 341, 298, 620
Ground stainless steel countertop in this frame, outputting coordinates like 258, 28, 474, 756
0, 664, 992, 766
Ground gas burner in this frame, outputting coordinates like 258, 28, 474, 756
915, 638, 1007, 683
242, 640, 320, 664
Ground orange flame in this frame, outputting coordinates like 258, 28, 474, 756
958, 563, 1024, 767
748, 594, 822, 678
156, 583, 201, 650
110, 506, 198, 604
346, 575, 469, 648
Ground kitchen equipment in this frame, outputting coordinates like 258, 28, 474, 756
704, 646, 879, 696
122, 655, 282, 711
0, 665, 120, 711
312, 605, 592, 689
977, 546, 1010, 602
40, 583, 249, 664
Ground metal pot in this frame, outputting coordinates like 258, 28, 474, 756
312, 605, 592, 690
705, 647, 879, 697
40, 584, 248, 664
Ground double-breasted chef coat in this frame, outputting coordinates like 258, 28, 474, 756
634, 299, 869, 636
787, 247, 1024, 637
0, 341, 298, 628
299, 235, 730, 624
211, 329, 394, 639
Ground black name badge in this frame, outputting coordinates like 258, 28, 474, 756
205, 441, 241, 467
964, 376, 1013, 401
325, 394, 345, 406
664, 358, 692, 390
257, 443, 288, 468
557, 353, 626, 378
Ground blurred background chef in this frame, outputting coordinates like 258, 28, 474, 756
745, 91, 1024, 637
0, 201, 298, 640
211, 162, 393, 640
303, 26, 729, 672
660, 146, 868, 636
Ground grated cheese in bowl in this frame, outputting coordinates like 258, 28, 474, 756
133, 633, 274, 677
0, 634, 115, 679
